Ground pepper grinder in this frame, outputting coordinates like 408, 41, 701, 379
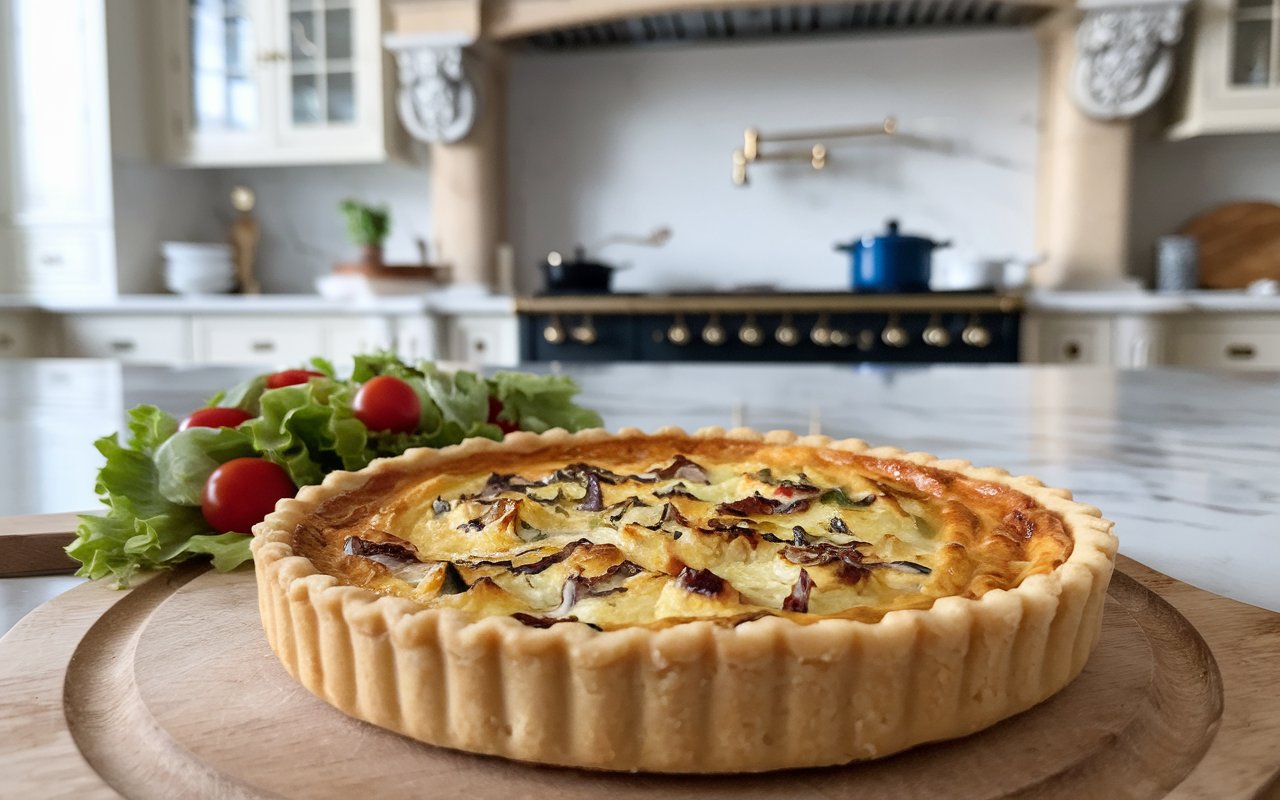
229, 185, 261, 294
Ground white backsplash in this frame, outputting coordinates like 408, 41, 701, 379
206, 159, 434, 294
507, 31, 1040, 294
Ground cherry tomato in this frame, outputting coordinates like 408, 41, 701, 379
352, 375, 420, 433
201, 457, 296, 534
265, 369, 326, 389
486, 396, 519, 434
179, 407, 253, 431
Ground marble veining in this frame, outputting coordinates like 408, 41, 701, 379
1, 361, 1276, 613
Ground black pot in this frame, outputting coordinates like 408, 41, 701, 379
541, 248, 620, 293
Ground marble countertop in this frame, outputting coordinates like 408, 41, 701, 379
2, 360, 1277, 631
1026, 289, 1280, 313
0, 289, 516, 316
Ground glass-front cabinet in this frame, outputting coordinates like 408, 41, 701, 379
161, 0, 398, 165
1170, 0, 1280, 137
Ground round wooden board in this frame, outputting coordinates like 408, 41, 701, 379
1179, 201, 1280, 289
2, 557, 1279, 799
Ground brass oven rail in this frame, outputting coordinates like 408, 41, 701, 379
515, 293, 1024, 316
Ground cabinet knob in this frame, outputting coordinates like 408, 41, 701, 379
570, 315, 597, 345
1063, 341, 1082, 361
543, 316, 566, 344
109, 339, 137, 353
922, 315, 951, 347
961, 316, 991, 348
739, 317, 763, 346
775, 320, 799, 346
881, 316, 909, 348
811, 314, 832, 347
667, 316, 691, 346
251, 340, 275, 353
702, 316, 726, 346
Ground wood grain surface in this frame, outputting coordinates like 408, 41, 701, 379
1179, 202, 1280, 289
0, 556, 1277, 799
0, 512, 83, 577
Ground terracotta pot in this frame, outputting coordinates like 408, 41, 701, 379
360, 244, 384, 270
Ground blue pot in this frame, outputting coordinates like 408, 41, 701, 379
836, 220, 949, 294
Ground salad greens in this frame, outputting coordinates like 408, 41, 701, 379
68, 355, 603, 586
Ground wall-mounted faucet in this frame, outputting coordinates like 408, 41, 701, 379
731, 116, 897, 185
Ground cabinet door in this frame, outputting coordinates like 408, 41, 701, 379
163, 0, 275, 163
0, 0, 111, 226
446, 316, 519, 367
1171, 0, 1280, 136
192, 315, 325, 366
1168, 316, 1280, 369
61, 315, 190, 363
270, 0, 385, 157
1024, 316, 1114, 365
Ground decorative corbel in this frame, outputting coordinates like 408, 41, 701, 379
1072, 0, 1189, 120
383, 32, 478, 144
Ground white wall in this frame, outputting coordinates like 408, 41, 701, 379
1129, 117, 1280, 283
507, 31, 1040, 293
206, 159, 433, 294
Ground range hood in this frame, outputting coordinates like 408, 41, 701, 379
519, 1, 1051, 51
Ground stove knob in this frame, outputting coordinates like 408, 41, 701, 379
739, 318, 763, 346
828, 329, 851, 348
702, 317, 726, 346
775, 321, 800, 346
667, 318, 691, 346
857, 330, 876, 351
810, 314, 832, 346
881, 317, 909, 348
923, 315, 951, 347
543, 316, 566, 345
962, 317, 992, 348
570, 315, 597, 345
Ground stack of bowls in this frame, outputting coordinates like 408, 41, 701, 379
163, 242, 236, 294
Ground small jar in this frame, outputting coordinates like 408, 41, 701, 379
1155, 235, 1199, 293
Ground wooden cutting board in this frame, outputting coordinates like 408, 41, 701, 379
1, 549, 1278, 798
1179, 201, 1280, 289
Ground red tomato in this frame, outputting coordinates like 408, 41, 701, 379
486, 396, 519, 434
774, 485, 795, 498
179, 407, 253, 431
352, 375, 420, 433
265, 369, 326, 389
201, 457, 296, 534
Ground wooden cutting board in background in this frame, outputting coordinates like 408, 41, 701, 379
1180, 201, 1280, 289
1, 543, 1279, 798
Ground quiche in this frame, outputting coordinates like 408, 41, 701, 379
252, 427, 1116, 773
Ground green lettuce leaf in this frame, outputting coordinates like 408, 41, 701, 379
215, 374, 268, 413
490, 372, 603, 433
153, 426, 257, 506
181, 532, 254, 572
67, 434, 215, 586
125, 405, 179, 455
245, 378, 369, 485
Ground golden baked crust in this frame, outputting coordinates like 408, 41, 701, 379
252, 427, 1117, 773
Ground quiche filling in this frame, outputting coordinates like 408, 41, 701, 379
292, 437, 1072, 630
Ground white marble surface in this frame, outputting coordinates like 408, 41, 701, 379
0, 290, 515, 316
1, 361, 1278, 631
1027, 289, 1280, 314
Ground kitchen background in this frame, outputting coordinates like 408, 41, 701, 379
1, 0, 1279, 369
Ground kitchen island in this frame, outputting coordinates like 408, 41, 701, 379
1, 360, 1277, 633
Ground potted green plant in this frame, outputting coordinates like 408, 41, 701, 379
339, 199, 391, 269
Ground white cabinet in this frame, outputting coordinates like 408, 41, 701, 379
443, 315, 520, 367
1167, 314, 1280, 368
1170, 0, 1280, 138
60, 315, 190, 363
0, 0, 116, 297
1022, 313, 1166, 367
191, 314, 398, 367
159, 0, 399, 166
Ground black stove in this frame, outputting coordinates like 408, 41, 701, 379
516, 292, 1021, 364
